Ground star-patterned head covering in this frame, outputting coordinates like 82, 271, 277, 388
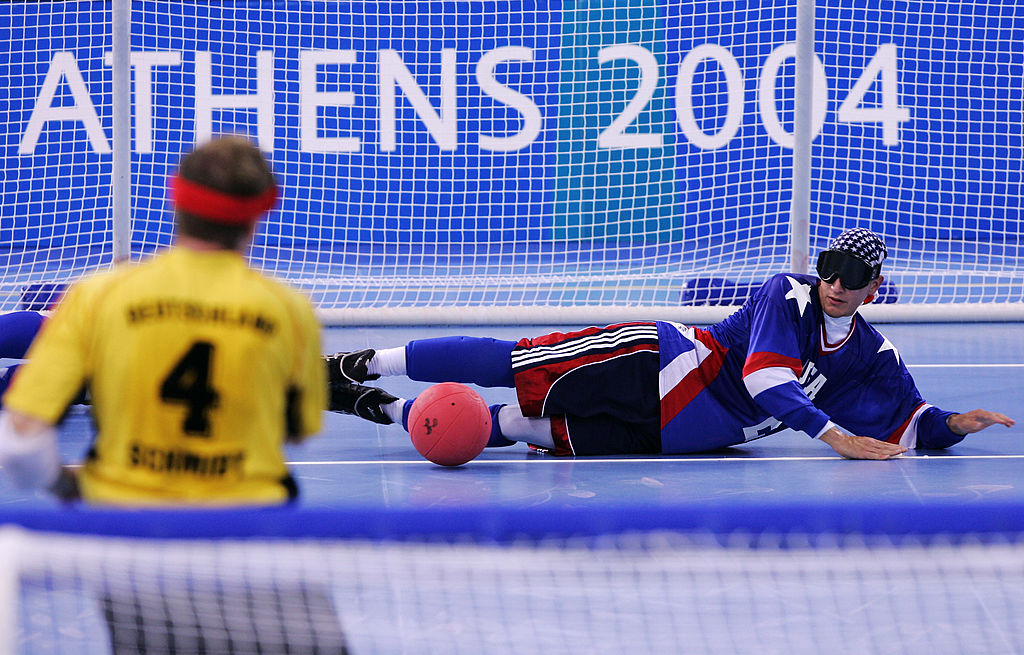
825, 228, 887, 278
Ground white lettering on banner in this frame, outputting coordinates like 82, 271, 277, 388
300, 50, 360, 153
379, 48, 458, 151
759, 43, 828, 149
194, 50, 275, 152
19, 51, 111, 154
597, 44, 663, 149
127, 51, 184, 154
836, 43, 910, 147
16, 44, 910, 155
477, 46, 543, 152
103, 50, 183, 154
675, 43, 745, 150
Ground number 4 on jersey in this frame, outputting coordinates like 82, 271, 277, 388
160, 341, 221, 437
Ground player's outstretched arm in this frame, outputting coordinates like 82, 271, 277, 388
819, 426, 908, 460
947, 409, 1015, 436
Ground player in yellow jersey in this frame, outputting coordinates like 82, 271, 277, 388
0, 136, 327, 505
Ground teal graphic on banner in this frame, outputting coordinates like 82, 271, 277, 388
552, 0, 678, 244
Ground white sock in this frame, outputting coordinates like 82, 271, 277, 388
383, 398, 407, 425
497, 405, 554, 449
367, 347, 406, 378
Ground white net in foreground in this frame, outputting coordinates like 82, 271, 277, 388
3, 527, 1024, 655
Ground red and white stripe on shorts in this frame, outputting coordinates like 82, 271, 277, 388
510, 322, 660, 417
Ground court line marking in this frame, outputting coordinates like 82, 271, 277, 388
289, 454, 1024, 465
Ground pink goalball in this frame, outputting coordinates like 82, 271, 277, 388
408, 382, 492, 467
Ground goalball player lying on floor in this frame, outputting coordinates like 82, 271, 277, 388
325, 228, 1014, 460
0, 310, 48, 399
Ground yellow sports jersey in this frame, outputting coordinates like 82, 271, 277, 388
3, 247, 326, 505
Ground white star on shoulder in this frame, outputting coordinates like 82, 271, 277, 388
783, 276, 813, 317
878, 336, 901, 364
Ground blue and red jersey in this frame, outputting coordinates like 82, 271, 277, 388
656, 273, 961, 454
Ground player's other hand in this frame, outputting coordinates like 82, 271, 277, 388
947, 409, 1015, 436
819, 427, 907, 460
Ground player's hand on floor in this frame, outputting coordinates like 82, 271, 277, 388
819, 427, 907, 460
947, 409, 1016, 435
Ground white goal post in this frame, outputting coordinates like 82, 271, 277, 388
2, 0, 1022, 324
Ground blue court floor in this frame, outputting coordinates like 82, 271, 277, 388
1, 322, 1022, 513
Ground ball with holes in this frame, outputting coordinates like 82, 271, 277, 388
408, 382, 492, 466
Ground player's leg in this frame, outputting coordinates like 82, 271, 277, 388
0, 311, 45, 358
477, 405, 659, 454
327, 322, 659, 390
326, 336, 518, 387
329, 381, 659, 455
328, 322, 663, 455
0, 364, 21, 403
0, 311, 48, 405
328, 382, 552, 449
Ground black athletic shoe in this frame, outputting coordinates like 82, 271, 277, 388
329, 382, 397, 425
324, 349, 379, 385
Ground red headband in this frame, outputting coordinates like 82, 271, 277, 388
170, 175, 278, 225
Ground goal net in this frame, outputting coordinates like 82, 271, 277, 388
4, 505, 1024, 654
2, 0, 1022, 323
